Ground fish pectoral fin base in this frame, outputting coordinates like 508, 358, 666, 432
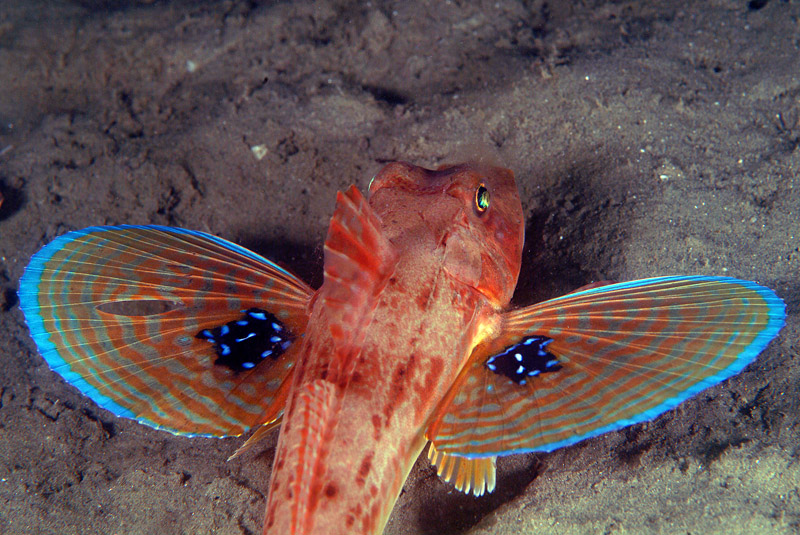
427, 442, 496, 497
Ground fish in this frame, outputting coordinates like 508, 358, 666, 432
17, 161, 785, 535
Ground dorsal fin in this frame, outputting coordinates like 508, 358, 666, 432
427, 442, 496, 497
233, 186, 396, 458
321, 186, 397, 363
287, 379, 338, 534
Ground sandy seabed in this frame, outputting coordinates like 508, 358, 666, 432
0, 1, 798, 534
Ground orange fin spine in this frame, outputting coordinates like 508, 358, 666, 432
228, 417, 282, 461
321, 186, 397, 374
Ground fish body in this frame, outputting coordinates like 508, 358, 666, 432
263, 162, 523, 534
17, 161, 785, 535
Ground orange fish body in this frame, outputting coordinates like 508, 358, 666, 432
264, 162, 524, 534
18, 162, 785, 535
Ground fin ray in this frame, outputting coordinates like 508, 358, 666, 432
427, 443, 496, 497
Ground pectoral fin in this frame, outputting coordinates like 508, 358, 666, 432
427, 276, 785, 457
19, 225, 313, 437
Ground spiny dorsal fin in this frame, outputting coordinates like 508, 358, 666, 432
322, 185, 397, 366
428, 442, 496, 497
234, 186, 395, 458
323, 186, 396, 308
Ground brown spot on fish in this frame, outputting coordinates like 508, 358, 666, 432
345, 514, 355, 528
347, 503, 364, 527
356, 453, 373, 486
369, 484, 378, 498
371, 414, 382, 441
415, 355, 444, 418
308, 479, 328, 513
383, 362, 406, 422
416, 283, 433, 310
384, 354, 417, 422
324, 482, 338, 498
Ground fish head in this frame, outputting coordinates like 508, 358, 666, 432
368, 161, 524, 306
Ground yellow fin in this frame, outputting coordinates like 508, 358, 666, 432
228, 416, 282, 461
427, 442, 496, 497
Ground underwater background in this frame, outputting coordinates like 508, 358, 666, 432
0, 1, 798, 533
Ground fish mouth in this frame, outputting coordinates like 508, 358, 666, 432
482, 247, 520, 305
453, 220, 521, 307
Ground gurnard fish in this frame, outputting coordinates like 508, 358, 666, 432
18, 162, 785, 534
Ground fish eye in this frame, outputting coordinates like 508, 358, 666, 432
475, 184, 490, 213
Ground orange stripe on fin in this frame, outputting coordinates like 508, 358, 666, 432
228, 367, 295, 460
